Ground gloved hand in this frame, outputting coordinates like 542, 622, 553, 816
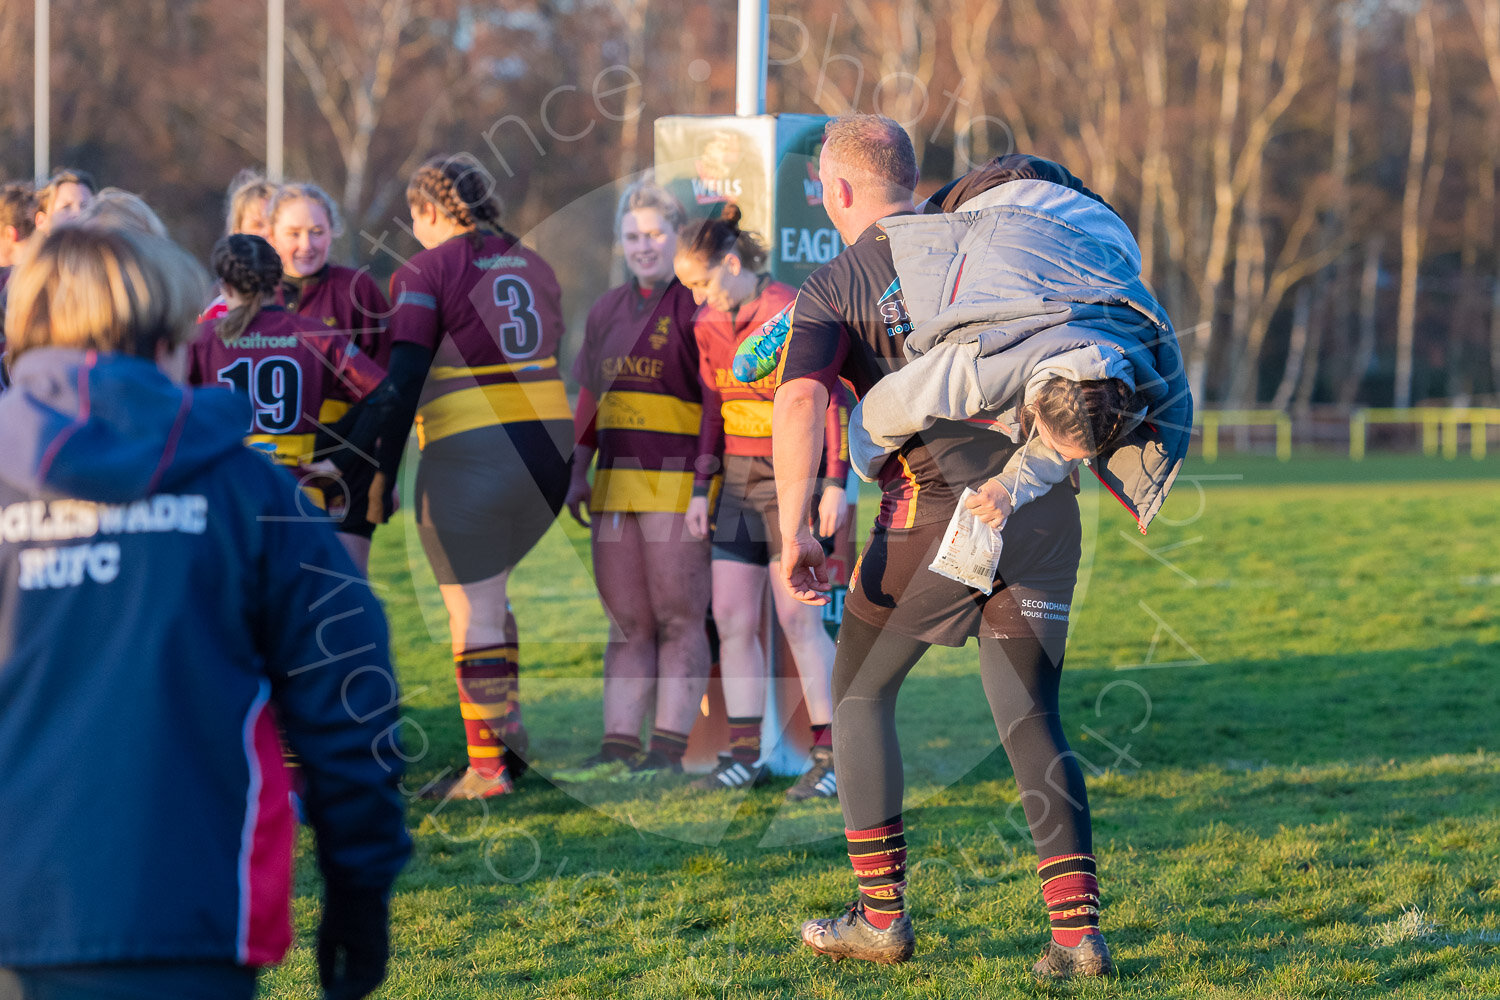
317, 883, 391, 1000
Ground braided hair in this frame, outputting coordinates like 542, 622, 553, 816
211, 233, 283, 342
1020, 376, 1144, 457
406, 154, 504, 250
675, 203, 768, 273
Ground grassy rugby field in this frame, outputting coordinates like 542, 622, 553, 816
260, 454, 1500, 999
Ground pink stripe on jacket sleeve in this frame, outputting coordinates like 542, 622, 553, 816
236, 683, 295, 966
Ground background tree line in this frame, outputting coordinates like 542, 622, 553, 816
0, 0, 1493, 409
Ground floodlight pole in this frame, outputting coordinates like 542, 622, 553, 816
34, 0, 48, 180
735, 0, 768, 117
267, 0, 285, 181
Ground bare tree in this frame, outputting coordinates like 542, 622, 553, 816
1310, 1, 1362, 412
1136, 0, 1169, 288
1271, 284, 1315, 410
285, 0, 472, 246
1393, 1, 1443, 407
943, 0, 1006, 172
1166, 0, 1319, 404
1462, 0, 1500, 396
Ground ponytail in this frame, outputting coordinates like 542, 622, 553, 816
210, 233, 283, 343
676, 203, 767, 273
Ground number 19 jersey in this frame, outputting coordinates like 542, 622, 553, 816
386, 229, 571, 449
186, 305, 385, 466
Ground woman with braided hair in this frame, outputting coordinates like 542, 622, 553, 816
186, 234, 387, 571
672, 206, 850, 799
372, 154, 572, 800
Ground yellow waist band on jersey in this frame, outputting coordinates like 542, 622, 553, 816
592, 468, 696, 514
596, 391, 702, 437
415, 377, 571, 448
721, 398, 773, 439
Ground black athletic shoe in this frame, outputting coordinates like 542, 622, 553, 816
690, 754, 768, 791
800, 901, 915, 964
785, 746, 836, 801
1032, 932, 1114, 979
615, 749, 682, 782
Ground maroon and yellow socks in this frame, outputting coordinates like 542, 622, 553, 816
648, 728, 690, 767
454, 644, 519, 778
727, 716, 762, 765
1038, 853, 1101, 947
847, 819, 907, 930
810, 723, 832, 749
600, 734, 642, 761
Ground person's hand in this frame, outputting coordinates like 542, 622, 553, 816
964, 478, 1014, 529
685, 495, 710, 540
303, 458, 340, 477
816, 484, 848, 540
564, 475, 591, 528
365, 471, 388, 524
780, 528, 831, 605
317, 884, 391, 1000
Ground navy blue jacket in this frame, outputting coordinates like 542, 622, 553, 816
0, 348, 411, 967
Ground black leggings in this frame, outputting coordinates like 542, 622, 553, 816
832, 614, 1091, 859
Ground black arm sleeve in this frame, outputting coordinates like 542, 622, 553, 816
370, 341, 432, 484
313, 341, 432, 485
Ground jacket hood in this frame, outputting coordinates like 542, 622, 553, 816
0, 347, 251, 502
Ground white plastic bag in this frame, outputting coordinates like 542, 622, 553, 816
928, 487, 1003, 594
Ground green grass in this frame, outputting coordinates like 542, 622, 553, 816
259, 454, 1500, 998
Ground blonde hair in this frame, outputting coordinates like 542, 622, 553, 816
266, 181, 344, 237
4, 224, 208, 363
614, 178, 685, 238
77, 188, 169, 238
225, 169, 278, 236
36, 168, 97, 217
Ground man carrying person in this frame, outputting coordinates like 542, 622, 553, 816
771, 115, 1187, 978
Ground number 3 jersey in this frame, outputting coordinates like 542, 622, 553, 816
385, 229, 572, 450
185, 305, 386, 466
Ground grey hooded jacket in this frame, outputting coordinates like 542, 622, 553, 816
848, 179, 1192, 532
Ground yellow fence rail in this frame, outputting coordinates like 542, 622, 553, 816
1349, 407, 1500, 460
1196, 410, 1293, 462
1194, 407, 1500, 461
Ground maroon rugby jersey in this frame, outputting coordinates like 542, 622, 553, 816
573, 279, 704, 514
186, 305, 386, 467
386, 229, 570, 448
694, 277, 848, 488
777, 220, 1021, 529
0, 267, 8, 374
283, 264, 391, 367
